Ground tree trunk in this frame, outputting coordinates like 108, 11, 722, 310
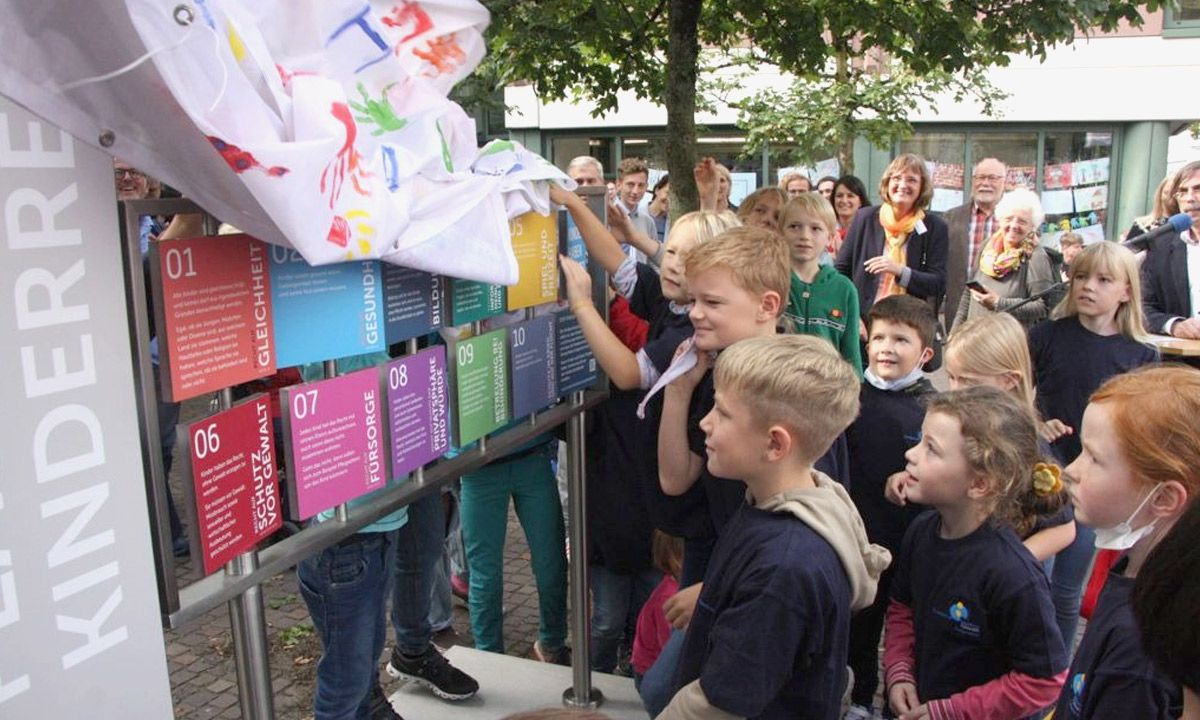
665, 0, 701, 220
835, 50, 854, 175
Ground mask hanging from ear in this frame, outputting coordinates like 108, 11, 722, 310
1092, 483, 1162, 551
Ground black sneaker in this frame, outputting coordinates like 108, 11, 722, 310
386, 645, 479, 701
368, 683, 405, 720
533, 641, 572, 667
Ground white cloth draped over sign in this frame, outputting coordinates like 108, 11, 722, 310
0, 0, 570, 284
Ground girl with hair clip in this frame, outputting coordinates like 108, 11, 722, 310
1053, 365, 1196, 720
883, 387, 1068, 720
1028, 241, 1159, 648
942, 314, 1074, 563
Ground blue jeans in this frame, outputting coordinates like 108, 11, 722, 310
428, 487, 459, 633
298, 532, 395, 720
590, 564, 661, 673
460, 451, 567, 654
1050, 523, 1096, 649
391, 492, 443, 656
639, 628, 685, 718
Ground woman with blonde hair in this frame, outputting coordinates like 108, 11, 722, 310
1126, 172, 1179, 242
736, 186, 785, 232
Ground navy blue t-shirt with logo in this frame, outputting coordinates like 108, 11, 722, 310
1052, 557, 1182, 720
890, 511, 1067, 701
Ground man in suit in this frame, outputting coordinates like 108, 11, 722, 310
1143, 160, 1200, 339
942, 157, 1006, 331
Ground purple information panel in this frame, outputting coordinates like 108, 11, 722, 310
282, 368, 386, 520
384, 347, 450, 478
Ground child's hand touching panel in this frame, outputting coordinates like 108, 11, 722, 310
559, 255, 593, 312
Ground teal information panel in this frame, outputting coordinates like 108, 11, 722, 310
447, 278, 506, 326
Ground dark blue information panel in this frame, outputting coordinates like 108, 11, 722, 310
508, 315, 558, 418
269, 248, 385, 367
555, 309, 598, 394
382, 264, 443, 344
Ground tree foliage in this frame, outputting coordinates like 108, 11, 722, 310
477, 0, 1161, 211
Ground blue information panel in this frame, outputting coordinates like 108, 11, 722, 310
508, 315, 558, 418
562, 213, 588, 267
382, 264, 443, 344
269, 248, 385, 366
555, 309, 598, 394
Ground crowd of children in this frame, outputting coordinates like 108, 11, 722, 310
288, 151, 1198, 720
545, 159, 1196, 720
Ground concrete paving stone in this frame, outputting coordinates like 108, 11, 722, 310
207, 678, 235, 694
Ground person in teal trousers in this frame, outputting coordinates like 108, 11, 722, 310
460, 436, 570, 663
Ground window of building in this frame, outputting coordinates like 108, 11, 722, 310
551, 136, 614, 180
1164, 0, 1200, 37
899, 133, 966, 212
1041, 130, 1113, 248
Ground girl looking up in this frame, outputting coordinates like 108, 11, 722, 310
1029, 241, 1158, 648
1053, 365, 1196, 719
942, 314, 1074, 562
883, 387, 1068, 720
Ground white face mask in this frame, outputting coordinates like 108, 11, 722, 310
1092, 483, 1162, 551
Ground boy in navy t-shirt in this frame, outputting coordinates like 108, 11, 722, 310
659, 335, 890, 720
844, 295, 937, 717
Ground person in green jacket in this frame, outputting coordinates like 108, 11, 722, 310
781, 193, 863, 376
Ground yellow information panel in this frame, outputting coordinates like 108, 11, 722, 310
507, 211, 559, 311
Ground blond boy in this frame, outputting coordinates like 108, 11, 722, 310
659, 335, 890, 720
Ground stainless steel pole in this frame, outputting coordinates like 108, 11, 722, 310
220, 385, 275, 719
228, 551, 275, 720
562, 391, 602, 708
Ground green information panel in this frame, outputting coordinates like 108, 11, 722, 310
451, 329, 510, 446
447, 278, 507, 326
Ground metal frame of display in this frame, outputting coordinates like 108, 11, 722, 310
120, 188, 613, 719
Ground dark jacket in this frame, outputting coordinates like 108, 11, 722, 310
1141, 232, 1192, 334
835, 205, 949, 316
941, 203, 973, 331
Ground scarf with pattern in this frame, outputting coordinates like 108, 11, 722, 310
977, 228, 1033, 279
875, 204, 924, 300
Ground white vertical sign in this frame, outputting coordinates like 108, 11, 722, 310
0, 95, 173, 717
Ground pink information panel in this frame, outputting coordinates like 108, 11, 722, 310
183, 395, 282, 575
151, 234, 276, 402
384, 347, 450, 478
283, 368, 386, 520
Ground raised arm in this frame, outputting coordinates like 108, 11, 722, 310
560, 255, 642, 390
550, 184, 628, 275
607, 194, 664, 266
658, 347, 708, 496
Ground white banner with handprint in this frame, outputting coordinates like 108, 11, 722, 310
0, 0, 570, 283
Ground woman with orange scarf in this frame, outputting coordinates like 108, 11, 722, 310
835, 154, 948, 337
954, 188, 1056, 328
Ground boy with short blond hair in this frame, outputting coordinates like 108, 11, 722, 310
844, 294, 938, 718
658, 226, 792, 577
659, 335, 890, 720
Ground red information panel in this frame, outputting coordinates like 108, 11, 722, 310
183, 395, 282, 575
151, 234, 276, 402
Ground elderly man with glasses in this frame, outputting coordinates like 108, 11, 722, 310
942, 157, 1007, 332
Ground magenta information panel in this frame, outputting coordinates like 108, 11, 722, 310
283, 368, 386, 520
384, 347, 450, 478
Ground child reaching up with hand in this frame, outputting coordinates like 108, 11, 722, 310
553, 184, 738, 390
884, 387, 1068, 720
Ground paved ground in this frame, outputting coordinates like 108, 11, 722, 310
164, 398, 557, 720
